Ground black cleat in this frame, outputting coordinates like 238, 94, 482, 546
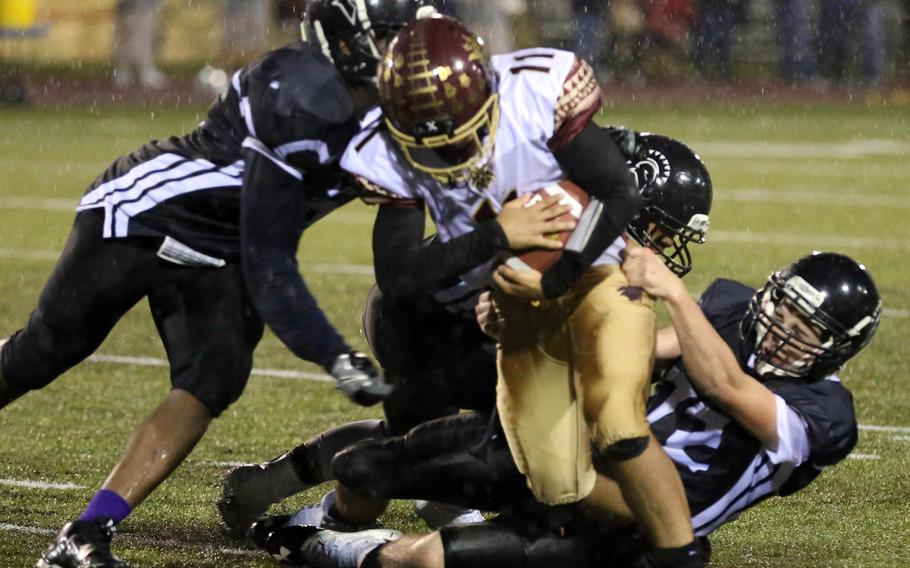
36, 517, 130, 568
251, 515, 401, 568
250, 515, 319, 567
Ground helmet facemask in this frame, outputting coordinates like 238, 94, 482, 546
628, 208, 709, 277
385, 93, 499, 186
377, 15, 500, 188
747, 273, 862, 380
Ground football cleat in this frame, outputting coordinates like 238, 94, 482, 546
36, 517, 130, 568
219, 452, 315, 538
413, 500, 484, 528
251, 515, 319, 566
298, 528, 402, 568
253, 519, 402, 568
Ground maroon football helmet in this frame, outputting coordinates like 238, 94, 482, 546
378, 15, 499, 184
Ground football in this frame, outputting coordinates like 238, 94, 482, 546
501, 180, 590, 272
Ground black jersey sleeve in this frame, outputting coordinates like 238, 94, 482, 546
541, 123, 641, 298
372, 203, 510, 297
242, 43, 358, 173
240, 148, 350, 371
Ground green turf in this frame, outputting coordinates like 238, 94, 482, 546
0, 101, 908, 566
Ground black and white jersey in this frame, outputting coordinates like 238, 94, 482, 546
76, 41, 360, 261
648, 278, 858, 536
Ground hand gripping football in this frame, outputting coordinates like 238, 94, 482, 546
501, 180, 590, 272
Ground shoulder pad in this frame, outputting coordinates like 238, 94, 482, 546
247, 42, 353, 124
766, 378, 858, 466
698, 278, 755, 325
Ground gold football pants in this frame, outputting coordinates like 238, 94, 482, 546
496, 265, 656, 505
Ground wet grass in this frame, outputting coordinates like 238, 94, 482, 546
0, 102, 907, 566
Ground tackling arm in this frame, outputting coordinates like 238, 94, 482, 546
372, 202, 509, 297
240, 149, 350, 371
370, 186, 576, 297
623, 248, 780, 448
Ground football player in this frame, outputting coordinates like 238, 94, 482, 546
340, 14, 701, 564
254, 251, 881, 568
218, 131, 714, 540
0, 2, 435, 567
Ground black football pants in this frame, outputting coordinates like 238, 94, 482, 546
0, 210, 264, 415
362, 284, 497, 435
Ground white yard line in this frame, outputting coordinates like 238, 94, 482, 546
0, 523, 55, 535
693, 139, 910, 159
6, 190, 910, 216
847, 453, 881, 461
0, 522, 259, 557
0, 247, 375, 275
858, 424, 910, 434
88, 353, 333, 382
0, 248, 906, 319
717, 189, 910, 209
710, 231, 910, 252
0, 197, 76, 211
0, 478, 86, 491
883, 309, 910, 319
90, 354, 910, 436
203, 461, 247, 468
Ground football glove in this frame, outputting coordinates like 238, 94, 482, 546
330, 352, 392, 407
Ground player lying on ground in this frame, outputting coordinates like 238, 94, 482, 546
251, 250, 881, 568
220, 130, 714, 559
2, 2, 436, 567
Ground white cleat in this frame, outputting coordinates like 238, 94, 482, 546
414, 500, 485, 528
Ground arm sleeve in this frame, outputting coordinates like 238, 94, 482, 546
765, 395, 811, 466
240, 148, 350, 371
373, 203, 510, 297
541, 122, 641, 298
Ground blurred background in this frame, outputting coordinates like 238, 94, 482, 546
1, 0, 909, 106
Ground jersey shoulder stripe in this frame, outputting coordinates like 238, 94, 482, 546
550, 57, 601, 151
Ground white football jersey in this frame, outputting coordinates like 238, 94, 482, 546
342, 48, 625, 289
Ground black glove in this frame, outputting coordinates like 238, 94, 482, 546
330, 352, 393, 407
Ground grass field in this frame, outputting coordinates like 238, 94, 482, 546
0, 100, 908, 567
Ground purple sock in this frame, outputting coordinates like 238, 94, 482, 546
79, 489, 132, 524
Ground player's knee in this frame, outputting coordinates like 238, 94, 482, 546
179, 348, 254, 416
439, 524, 527, 568
331, 442, 388, 498
600, 436, 650, 461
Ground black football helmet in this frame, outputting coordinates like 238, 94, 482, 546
302, 0, 436, 86
743, 252, 882, 381
624, 132, 713, 277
